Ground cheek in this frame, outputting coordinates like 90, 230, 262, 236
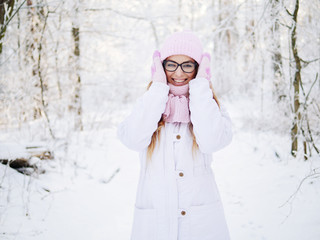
188, 72, 196, 79
191, 68, 198, 78
165, 71, 171, 80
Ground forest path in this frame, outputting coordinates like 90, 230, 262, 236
1, 123, 320, 240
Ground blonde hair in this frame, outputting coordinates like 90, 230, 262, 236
146, 81, 220, 161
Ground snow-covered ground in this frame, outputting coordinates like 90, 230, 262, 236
1, 101, 320, 240
1, 0, 319, 239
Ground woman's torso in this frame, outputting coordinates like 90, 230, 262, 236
131, 122, 230, 240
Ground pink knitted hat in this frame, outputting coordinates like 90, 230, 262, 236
159, 31, 203, 63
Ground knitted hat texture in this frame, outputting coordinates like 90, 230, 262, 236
159, 31, 203, 63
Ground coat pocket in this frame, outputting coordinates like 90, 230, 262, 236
131, 206, 157, 240
186, 202, 230, 240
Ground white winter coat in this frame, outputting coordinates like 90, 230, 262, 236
118, 78, 233, 240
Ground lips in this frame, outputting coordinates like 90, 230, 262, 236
173, 78, 187, 83
170, 78, 189, 86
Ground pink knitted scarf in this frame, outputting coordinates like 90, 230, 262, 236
163, 83, 190, 123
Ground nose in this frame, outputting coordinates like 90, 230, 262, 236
174, 66, 184, 76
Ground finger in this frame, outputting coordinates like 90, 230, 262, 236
153, 50, 161, 59
151, 64, 156, 77
199, 56, 210, 73
201, 52, 211, 62
151, 50, 161, 77
200, 56, 210, 66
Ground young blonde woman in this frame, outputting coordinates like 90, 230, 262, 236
118, 31, 232, 240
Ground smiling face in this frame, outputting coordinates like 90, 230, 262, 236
164, 55, 197, 86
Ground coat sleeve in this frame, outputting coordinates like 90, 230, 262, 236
189, 77, 233, 153
117, 82, 169, 151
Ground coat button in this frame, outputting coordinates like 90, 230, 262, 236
176, 135, 181, 140
179, 172, 184, 177
181, 210, 186, 216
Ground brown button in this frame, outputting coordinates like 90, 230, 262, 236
179, 172, 184, 177
176, 135, 181, 140
181, 210, 186, 216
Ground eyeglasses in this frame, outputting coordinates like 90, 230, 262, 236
163, 60, 198, 73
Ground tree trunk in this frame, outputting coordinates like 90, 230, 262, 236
71, 1, 83, 131
270, 0, 283, 100
26, 0, 43, 119
24, 0, 55, 138
0, 0, 15, 54
177, 0, 182, 27
189, 0, 194, 31
290, 0, 302, 157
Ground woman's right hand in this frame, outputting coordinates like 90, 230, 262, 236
151, 51, 167, 84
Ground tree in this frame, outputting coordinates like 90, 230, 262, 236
70, 0, 83, 131
270, 0, 284, 100
25, 0, 54, 137
287, 0, 301, 157
0, 0, 15, 54
286, 0, 320, 158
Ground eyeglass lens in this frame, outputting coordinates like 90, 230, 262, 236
164, 61, 196, 73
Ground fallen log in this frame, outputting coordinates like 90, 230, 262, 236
0, 143, 53, 175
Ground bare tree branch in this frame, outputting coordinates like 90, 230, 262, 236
300, 57, 320, 67
0, 0, 26, 33
279, 169, 320, 209
285, 7, 293, 16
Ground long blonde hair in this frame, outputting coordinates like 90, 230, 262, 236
146, 81, 220, 161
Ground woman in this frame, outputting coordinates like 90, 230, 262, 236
117, 31, 232, 240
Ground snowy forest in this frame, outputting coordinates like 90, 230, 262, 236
0, 0, 319, 239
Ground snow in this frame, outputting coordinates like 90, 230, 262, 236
0, 129, 138, 240
1, 1, 319, 239
0, 143, 29, 160
215, 131, 320, 240
1, 102, 319, 240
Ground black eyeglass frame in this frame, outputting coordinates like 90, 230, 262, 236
162, 60, 199, 73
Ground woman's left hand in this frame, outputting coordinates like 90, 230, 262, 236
196, 53, 211, 81
151, 50, 167, 84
